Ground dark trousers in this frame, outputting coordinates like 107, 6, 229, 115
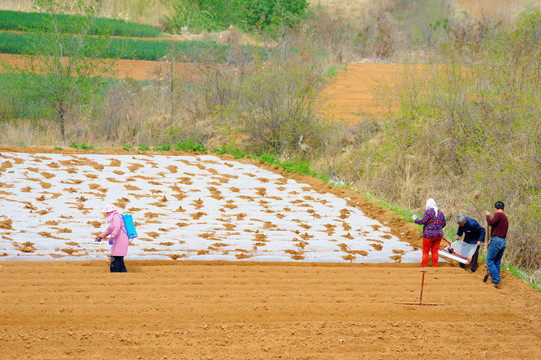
110, 256, 127, 273
469, 245, 480, 272
459, 245, 480, 271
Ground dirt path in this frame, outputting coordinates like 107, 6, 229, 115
1, 260, 540, 359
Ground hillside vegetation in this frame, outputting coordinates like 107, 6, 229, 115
0, 0, 540, 281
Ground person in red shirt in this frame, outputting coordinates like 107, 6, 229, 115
413, 198, 446, 267
485, 201, 509, 289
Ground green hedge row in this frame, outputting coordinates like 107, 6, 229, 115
0, 10, 163, 37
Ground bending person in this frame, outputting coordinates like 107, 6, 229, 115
455, 214, 485, 273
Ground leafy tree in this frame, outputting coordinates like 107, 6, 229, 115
3, 0, 123, 140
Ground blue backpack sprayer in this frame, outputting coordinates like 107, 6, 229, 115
122, 214, 138, 240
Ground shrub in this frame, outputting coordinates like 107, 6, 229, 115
213, 145, 246, 158
163, 0, 222, 34
163, 0, 309, 34
69, 141, 93, 149
173, 139, 207, 152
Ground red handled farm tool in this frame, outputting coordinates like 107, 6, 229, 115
395, 269, 445, 306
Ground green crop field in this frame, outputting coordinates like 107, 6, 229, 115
0, 31, 265, 61
0, 10, 163, 37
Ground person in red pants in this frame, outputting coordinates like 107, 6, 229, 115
413, 198, 446, 267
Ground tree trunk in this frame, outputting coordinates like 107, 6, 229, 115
59, 106, 66, 141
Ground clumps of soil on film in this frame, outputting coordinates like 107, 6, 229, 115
0, 218, 13, 229
13, 242, 36, 253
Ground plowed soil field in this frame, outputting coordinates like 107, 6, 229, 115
0, 54, 193, 81
1, 148, 541, 359
1, 261, 540, 359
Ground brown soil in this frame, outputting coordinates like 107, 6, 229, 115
0, 53, 193, 81
1, 261, 540, 359
1, 147, 541, 359
319, 63, 403, 123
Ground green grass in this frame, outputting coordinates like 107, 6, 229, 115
151, 141, 328, 182
254, 152, 329, 182
0, 10, 163, 37
114, 36, 230, 61
504, 264, 541, 292
153, 144, 171, 151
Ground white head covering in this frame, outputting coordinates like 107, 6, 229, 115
426, 198, 439, 216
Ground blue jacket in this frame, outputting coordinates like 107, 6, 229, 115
457, 217, 486, 244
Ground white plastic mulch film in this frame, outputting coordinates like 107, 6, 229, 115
0, 152, 421, 262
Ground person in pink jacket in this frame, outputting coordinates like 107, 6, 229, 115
95, 204, 130, 273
